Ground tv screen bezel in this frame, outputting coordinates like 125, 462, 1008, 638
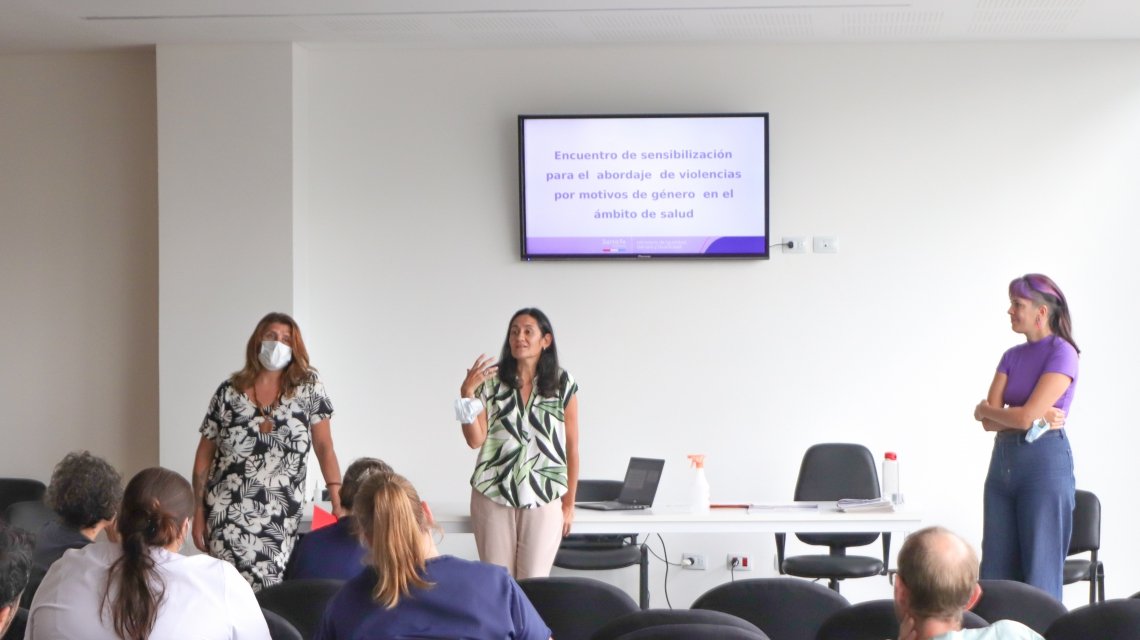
518, 112, 770, 261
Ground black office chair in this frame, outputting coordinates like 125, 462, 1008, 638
815, 599, 988, 640
555, 479, 650, 609
691, 577, 848, 640
4, 500, 57, 533
518, 576, 639, 640
1063, 489, 1103, 604
0, 478, 46, 517
255, 578, 344, 640
613, 623, 770, 639
1045, 599, 1140, 640
775, 443, 890, 593
973, 579, 1067, 635
592, 609, 766, 640
262, 608, 304, 640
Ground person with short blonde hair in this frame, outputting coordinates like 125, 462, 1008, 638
314, 471, 551, 640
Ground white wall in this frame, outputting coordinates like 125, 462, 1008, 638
156, 41, 1140, 609
0, 51, 158, 480
156, 44, 299, 471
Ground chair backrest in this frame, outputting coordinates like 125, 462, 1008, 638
816, 600, 988, 640
577, 479, 624, 502
4, 500, 58, 534
692, 577, 849, 640
262, 608, 304, 640
517, 576, 638, 640
615, 623, 770, 639
816, 599, 899, 640
793, 444, 880, 549
1067, 490, 1100, 555
0, 478, 47, 516
256, 578, 344, 640
560, 479, 638, 551
1045, 599, 1140, 640
592, 609, 765, 640
973, 579, 1067, 634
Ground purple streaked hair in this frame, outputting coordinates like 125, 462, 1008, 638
1009, 274, 1079, 353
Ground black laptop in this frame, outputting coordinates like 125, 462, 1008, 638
576, 457, 665, 511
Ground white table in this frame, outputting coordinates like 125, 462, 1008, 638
304, 501, 920, 535
426, 502, 921, 535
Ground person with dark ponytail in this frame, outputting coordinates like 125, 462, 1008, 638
457, 307, 579, 579
973, 274, 1079, 600
314, 471, 552, 640
26, 467, 270, 639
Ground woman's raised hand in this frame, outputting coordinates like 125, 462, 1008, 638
461, 354, 498, 398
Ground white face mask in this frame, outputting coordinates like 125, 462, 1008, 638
259, 340, 293, 371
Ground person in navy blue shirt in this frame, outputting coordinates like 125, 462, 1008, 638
286, 457, 392, 581
314, 470, 551, 640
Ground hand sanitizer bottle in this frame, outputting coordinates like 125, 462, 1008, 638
687, 454, 710, 513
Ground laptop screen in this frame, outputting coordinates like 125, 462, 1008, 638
617, 457, 665, 505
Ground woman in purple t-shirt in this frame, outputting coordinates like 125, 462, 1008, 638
973, 274, 1079, 601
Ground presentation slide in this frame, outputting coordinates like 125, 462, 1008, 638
520, 115, 768, 257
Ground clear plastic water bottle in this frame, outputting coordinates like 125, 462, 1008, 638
882, 452, 902, 505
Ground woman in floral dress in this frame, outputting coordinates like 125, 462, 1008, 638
191, 312, 343, 591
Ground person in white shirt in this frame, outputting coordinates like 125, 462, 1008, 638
25, 466, 270, 640
896, 526, 1044, 640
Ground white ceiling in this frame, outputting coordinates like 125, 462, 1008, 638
2, 0, 1139, 54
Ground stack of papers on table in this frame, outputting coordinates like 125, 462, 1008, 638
836, 498, 895, 512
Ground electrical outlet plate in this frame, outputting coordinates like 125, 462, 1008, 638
813, 236, 839, 253
681, 553, 706, 570
782, 236, 807, 254
727, 553, 752, 571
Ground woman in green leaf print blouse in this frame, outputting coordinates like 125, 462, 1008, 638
459, 308, 579, 579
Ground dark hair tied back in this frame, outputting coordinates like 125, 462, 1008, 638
104, 468, 195, 640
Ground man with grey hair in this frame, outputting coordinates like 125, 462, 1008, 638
895, 526, 1043, 640
0, 523, 34, 639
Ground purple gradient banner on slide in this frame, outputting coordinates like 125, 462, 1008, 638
527, 236, 766, 255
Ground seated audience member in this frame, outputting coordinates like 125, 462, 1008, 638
26, 467, 270, 640
34, 451, 123, 571
0, 523, 34, 639
896, 526, 1043, 640
287, 457, 392, 580
314, 471, 552, 640
23, 451, 123, 607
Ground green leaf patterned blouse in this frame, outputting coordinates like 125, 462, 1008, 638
470, 369, 578, 508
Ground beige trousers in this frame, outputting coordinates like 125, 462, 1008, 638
469, 489, 564, 579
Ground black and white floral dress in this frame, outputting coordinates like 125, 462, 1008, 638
199, 376, 334, 591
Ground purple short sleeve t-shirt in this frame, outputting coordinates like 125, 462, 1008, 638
997, 335, 1079, 414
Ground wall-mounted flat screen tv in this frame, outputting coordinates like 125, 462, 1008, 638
519, 113, 769, 260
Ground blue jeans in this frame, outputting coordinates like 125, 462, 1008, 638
981, 429, 1075, 600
